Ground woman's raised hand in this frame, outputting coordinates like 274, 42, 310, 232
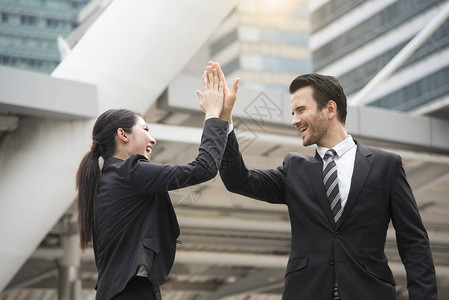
196, 66, 224, 120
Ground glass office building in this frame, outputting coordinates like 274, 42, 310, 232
310, 0, 449, 119
209, 0, 311, 93
0, 0, 95, 73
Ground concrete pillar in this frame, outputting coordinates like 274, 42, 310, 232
58, 233, 81, 300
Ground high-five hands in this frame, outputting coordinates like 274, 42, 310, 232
196, 67, 224, 120
208, 61, 240, 123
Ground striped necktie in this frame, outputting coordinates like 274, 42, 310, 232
323, 149, 343, 223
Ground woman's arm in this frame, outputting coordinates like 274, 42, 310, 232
123, 118, 229, 194
123, 65, 229, 194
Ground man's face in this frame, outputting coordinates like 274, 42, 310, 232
291, 86, 328, 147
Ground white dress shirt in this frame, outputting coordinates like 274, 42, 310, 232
228, 120, 234, 134
317, 136, 357, 209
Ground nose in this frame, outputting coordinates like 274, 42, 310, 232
291, 114, 300, 126
149, 135, 156, 146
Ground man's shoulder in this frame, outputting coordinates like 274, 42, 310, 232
357, 142, 400, 161
285, 152, 315, 162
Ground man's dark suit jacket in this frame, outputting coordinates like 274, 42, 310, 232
220, 131, 437, 300
94, 118, 228, 300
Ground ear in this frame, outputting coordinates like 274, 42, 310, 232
116, 128, 128, 143
327, 100, 338, 120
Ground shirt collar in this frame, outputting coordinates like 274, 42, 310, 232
103, 156, 124, 168
317, 135, 355, 160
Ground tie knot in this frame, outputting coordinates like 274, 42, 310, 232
324, 149, 336, 160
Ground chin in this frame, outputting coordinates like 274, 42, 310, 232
304, 139, 318, 147
302, 138, 311, 147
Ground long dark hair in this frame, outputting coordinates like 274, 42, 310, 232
76, 109, 140, 250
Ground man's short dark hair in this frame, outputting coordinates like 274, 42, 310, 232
289, 73, 347, 124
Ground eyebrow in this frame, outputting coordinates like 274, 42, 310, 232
291, 106, 305, 115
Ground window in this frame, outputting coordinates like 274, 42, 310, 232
0, 55, 16, 65
312, 0, 365, 32
1, 12, 8, 23
47, 18, 59, 28
28, 59, 43, 67
20, 15, 38, 25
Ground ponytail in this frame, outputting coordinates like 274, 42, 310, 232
76, 142, 101, 250
76, 109, 140, 250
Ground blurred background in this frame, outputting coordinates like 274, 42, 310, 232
1, 0, 449, 299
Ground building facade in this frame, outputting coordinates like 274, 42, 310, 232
0, 0, 96, 73
208, 0, 311, 93
310, 0, 449, 119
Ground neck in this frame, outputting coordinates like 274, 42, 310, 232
318, 124, 348, 149
112, 149, 130, 161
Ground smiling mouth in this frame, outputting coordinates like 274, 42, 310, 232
299, 127, 307, 133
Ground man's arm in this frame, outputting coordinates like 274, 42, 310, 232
220, 130, 288, 204
208, 60, 287, 204
390, 155, 437, 299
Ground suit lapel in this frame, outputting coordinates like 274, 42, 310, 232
336, 141, 372, 229
307, 152, 335, 228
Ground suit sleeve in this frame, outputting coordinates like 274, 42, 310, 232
389, 155, 437, 300
219, 130, 287, 204
122, 118, 229, 195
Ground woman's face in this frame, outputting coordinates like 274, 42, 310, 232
126, 116, 156, 160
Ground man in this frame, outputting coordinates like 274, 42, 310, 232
211, 61, 437, 300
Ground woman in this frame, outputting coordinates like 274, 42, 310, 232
76, 69, 228, 299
